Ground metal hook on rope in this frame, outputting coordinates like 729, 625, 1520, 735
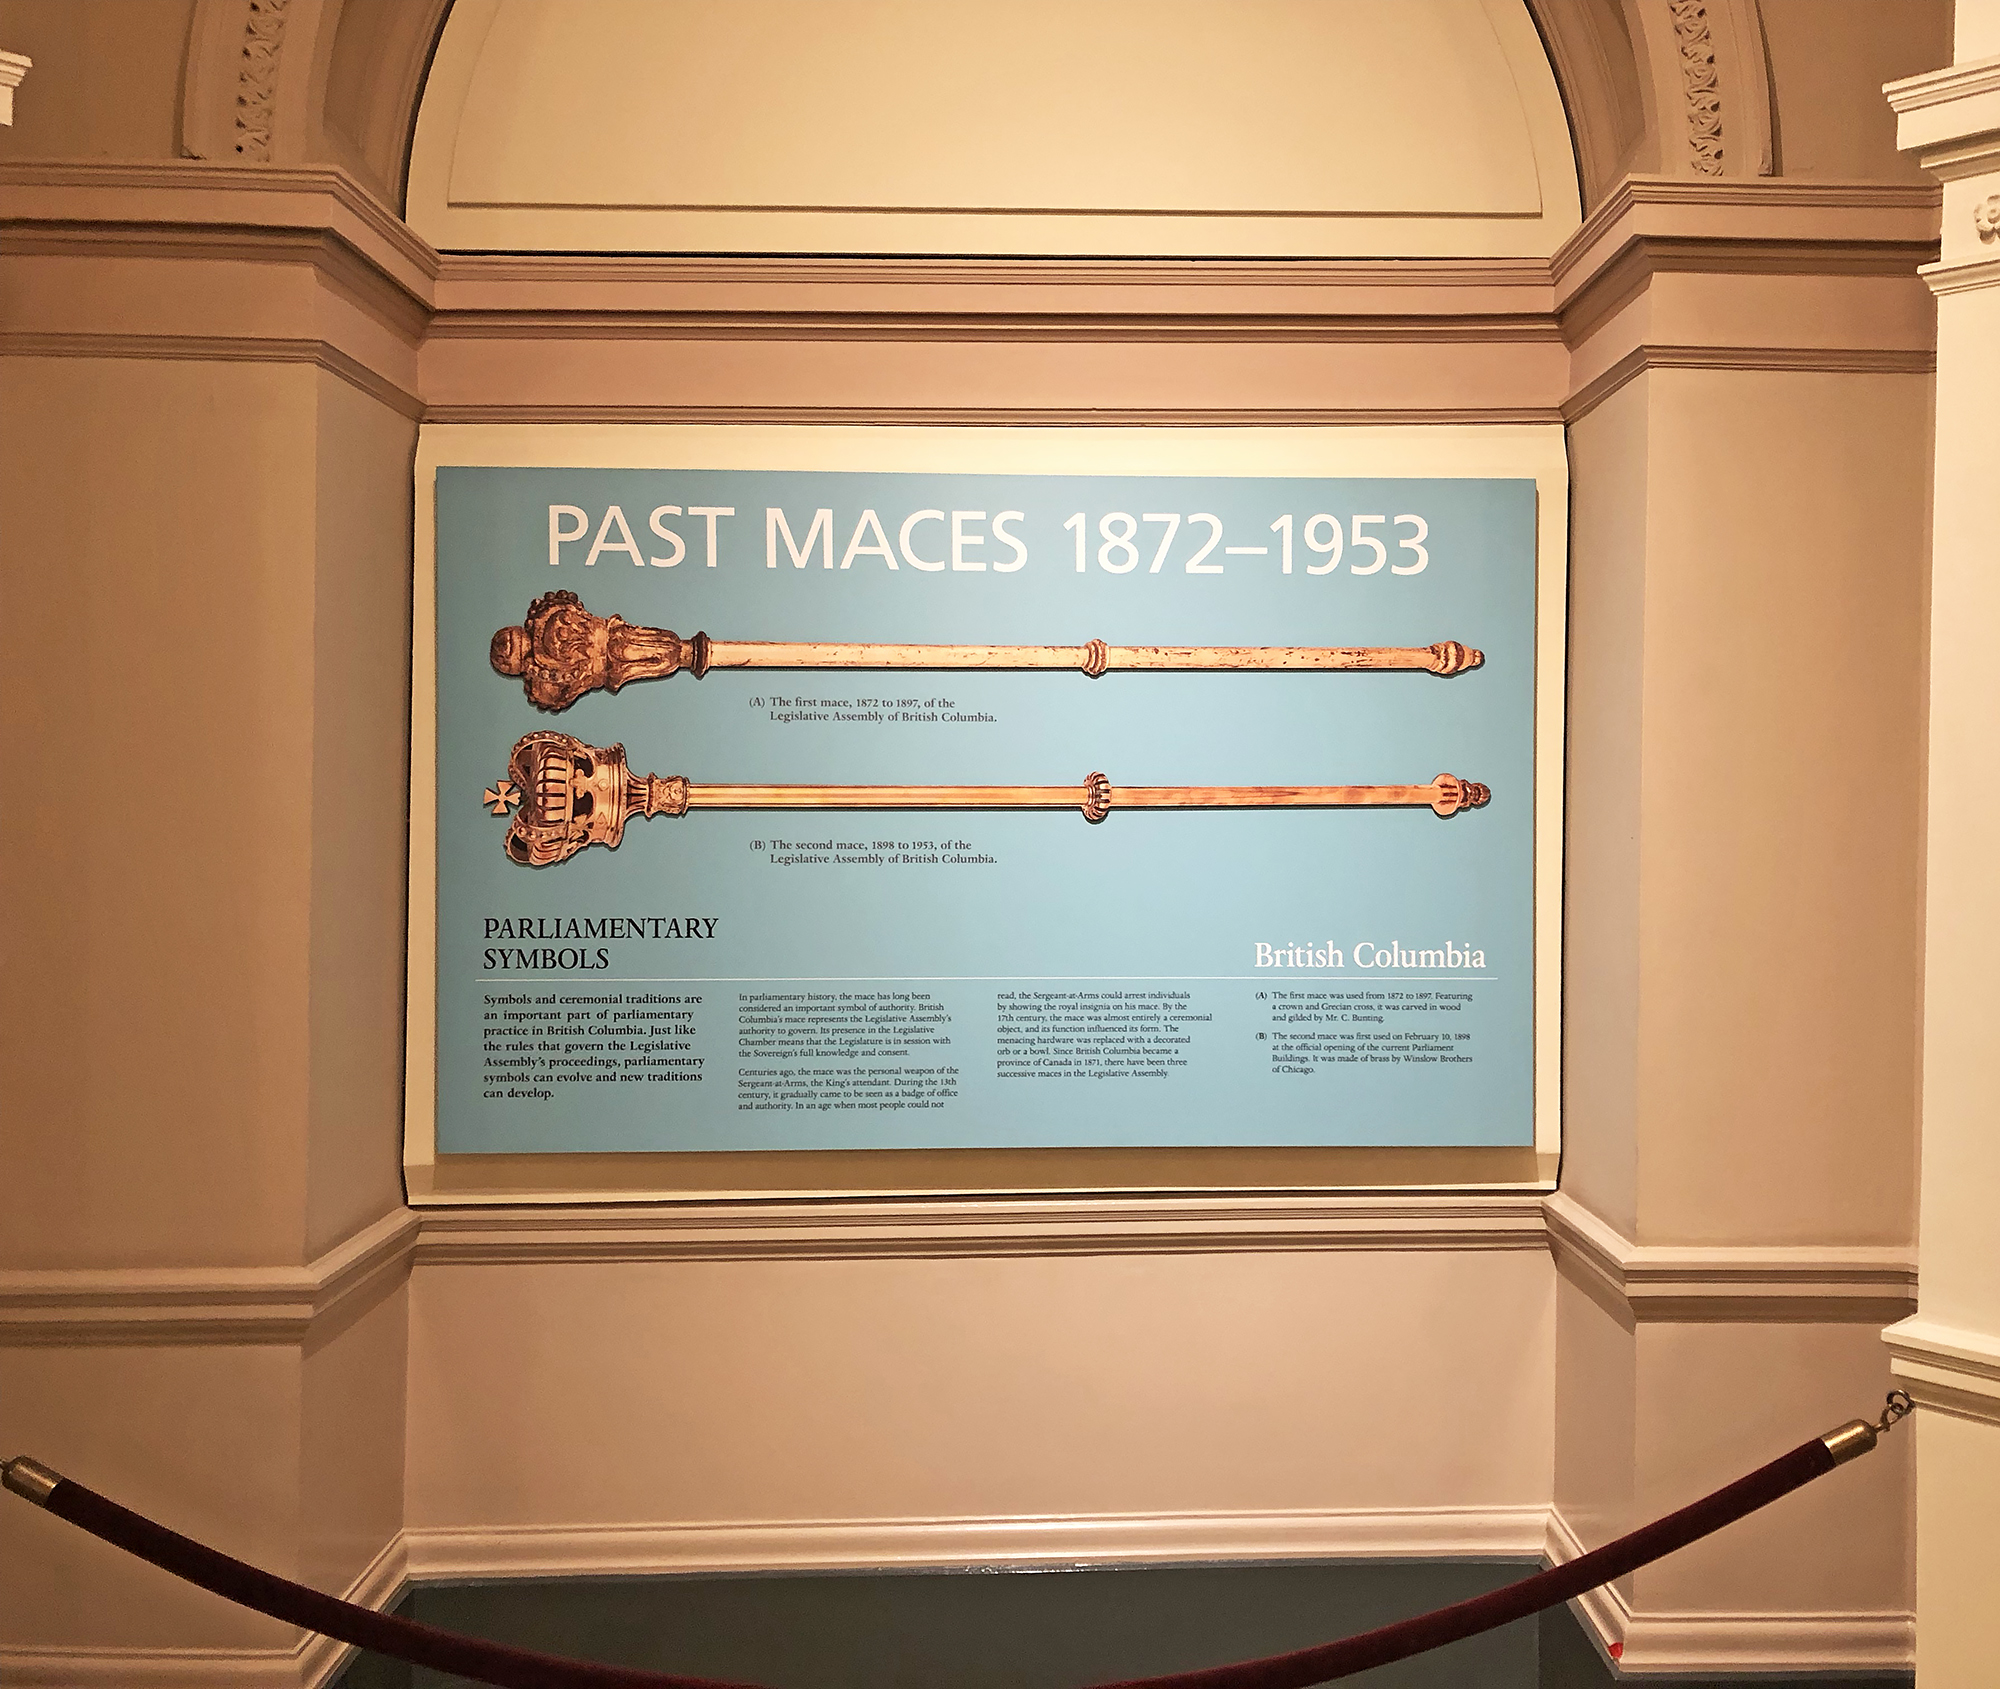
1822, 1389, 1916, 1466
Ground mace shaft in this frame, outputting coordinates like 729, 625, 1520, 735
684, 781, 1464, 812
698, 640, 1469, 676
490, 592, 1482, 711
488, 733, 1491, 865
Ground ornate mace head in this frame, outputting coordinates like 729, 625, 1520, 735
490, 591, 703, 712
490, 731, 686, 866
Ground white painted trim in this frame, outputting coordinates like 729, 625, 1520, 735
1883, 1315, 2000, 1424
0, 1530, 407, 1689
403, 1504, 1551, 1581
0, 1198, 1928, 1329
1544, 1505, 1628, 1665
1885, 55, 2000, 115
299, 1531, 409, 1689
1544, 1192, 1917, 1321
0, 49, 29, 126
1925, 252, 2000, 295
2, 1505, 1916, 1681
1545, 1504, 1915, 1675
412, 1192, 1551, 1264
0, 1208, 417, 1345
1888, 56, 2000, 155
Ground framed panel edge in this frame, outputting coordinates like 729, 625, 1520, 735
404, 422, 1568, 1205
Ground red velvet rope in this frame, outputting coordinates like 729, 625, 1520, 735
35, 1437, 1835, 1689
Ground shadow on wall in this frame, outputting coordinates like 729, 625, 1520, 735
327, 1562, 1913, 1689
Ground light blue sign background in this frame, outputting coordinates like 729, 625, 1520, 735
435, 467, 1538, 1153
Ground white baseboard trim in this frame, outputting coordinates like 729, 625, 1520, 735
298, 1531, 409, 1689
402, 1504, 1550, 1581
0, 1529, 408, 1689
1546, 1504, 1915, 1675
4, 1504, 1917, 1683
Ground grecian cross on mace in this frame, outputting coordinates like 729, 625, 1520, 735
484, 733, 1491, 867
491, 592, 1483, 711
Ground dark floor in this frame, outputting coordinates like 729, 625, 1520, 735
329, 1562, 1913, 1689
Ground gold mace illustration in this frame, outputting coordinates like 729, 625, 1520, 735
483, 732, 1491, 867
491, 591, 1483, 712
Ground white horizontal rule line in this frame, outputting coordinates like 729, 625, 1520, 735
475, 974, 1500, 983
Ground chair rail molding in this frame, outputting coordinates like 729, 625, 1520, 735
0, 1207, 416, 1344
1543, 1191, 1918, 1321
1883, 1316, 2000, 1424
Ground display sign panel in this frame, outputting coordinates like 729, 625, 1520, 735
422, 438, 1555, 1163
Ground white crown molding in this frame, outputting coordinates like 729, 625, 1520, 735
1883, 1315, 2000, 1424
1544, 1191, 1917, 1321
1887, 55, 2000, 155
1546, 1504, 1914, 1674
0, 1207, 417, 1345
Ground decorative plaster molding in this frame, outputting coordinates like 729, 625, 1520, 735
0, 1195, 1926, 1336
1547, 1506, 1913, 1673
433, 252, 1555, 293
1924, 252, 2000, 296
417, 403, 1571, 427
411, 1193, 1550, 1266
1883, 1315, 2000, 1425
0, 159, 442, 288
1884, 54, 2000, 115
1669, 2, 1724, 176
1563, 342, 1936, 427
0, 330, 426, 420
232, 0, 292, 162
1976, 195, 2000, 241
1543, 1191, 1917, 1321
0, 48, 29, 126
0, 1208, 417, 1345
424, 309, 1565, 347
1885, 54, 2000, 158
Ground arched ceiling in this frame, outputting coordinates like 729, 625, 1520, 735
407, 0, 1583, 257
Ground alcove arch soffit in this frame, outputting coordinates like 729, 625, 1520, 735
181, 1, 1770, 255
406, 0, 1595, 258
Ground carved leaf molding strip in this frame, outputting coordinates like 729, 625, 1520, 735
1669, 0, 1724, 177
233, 0, 291, 162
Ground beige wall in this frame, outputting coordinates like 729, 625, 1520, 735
1633, 367, 1926, 1248
0, 357, 322, 1271
0, 3, 1961, 1684
408, 1251, 1554, 1539
0, 0, 192, 161
1759, 0, 1952, 183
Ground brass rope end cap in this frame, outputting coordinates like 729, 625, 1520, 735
1821, 1420, 1879, 1465
2, 1456, 61, 1506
